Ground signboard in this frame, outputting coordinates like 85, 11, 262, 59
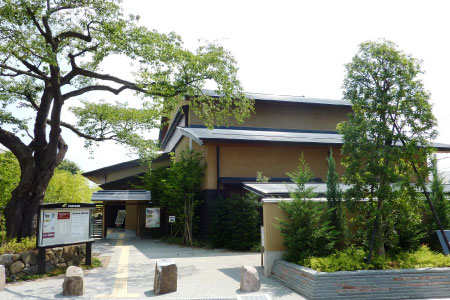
169, 216, 176, 223
115, 210, 126, 225
38, 203, 94, 248
145, 208, 160, 228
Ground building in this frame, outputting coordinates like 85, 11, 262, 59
83, 90, 450, 239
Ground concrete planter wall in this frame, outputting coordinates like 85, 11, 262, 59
271, 259, 450, 300
0, 244, 86, 281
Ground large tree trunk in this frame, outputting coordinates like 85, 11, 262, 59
5, 165, 55, 240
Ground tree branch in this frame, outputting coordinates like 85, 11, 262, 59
55, 135, 68, 165
25, 7, 46, 38
0, 63, 46, 80
55, 31, 92, 43
62, 85, 129, 101
0, 127, 33, 165
49, 120, 115, 141
18, 58, 49, 80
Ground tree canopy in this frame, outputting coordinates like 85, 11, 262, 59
338, 40, 437, 256
0, 0, 253, 239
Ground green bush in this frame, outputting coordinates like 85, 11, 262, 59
209, 193, 260, 251
278, 153, 336, 263
302, 245, 450, 272
0, 236, 36, 254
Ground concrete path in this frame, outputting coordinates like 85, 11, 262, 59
0, 229, 304, 299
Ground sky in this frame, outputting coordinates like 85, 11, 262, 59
4, 0, 450, 178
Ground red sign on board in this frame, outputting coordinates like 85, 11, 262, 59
43, 232, 55, 238
58, 212, 70, 219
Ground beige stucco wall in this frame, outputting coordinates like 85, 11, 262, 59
87, 165, 148, 185
125, 202, 138, 230
263, 201, 288, 252
173, 141, 344, 190
173, 136, 216, 190
189, 102, 350, 131
214, 144, 344, 189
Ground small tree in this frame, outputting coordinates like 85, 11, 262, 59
326, 148, 348, 249
278, 153, 336, 263
161, 149, 205, 245
338, 40, 438, 257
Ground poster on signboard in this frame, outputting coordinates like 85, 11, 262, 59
115, 210, 126, 225
145, 208, 160, 228
42, 211, 56, 238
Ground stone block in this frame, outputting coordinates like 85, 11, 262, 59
23, 265, 38, 275
12, 254, 21, 262
0, 265, 5, 292
45, 249, 55, 262
9, 261, 25, 275
154, 259, 177, 295
62, 266, 84, 296
0, 254, 14, 267
53, 247, 63, 259
21, 251, 37, 265
240, 265, 260, 292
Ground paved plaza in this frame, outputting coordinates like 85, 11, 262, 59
0, 230, 304, 300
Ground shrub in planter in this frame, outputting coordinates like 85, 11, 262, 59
278, 153, 337, 263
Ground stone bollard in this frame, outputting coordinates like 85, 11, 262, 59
0, 265, 5, 292
62, 266, 84, 296
153, 259, 177, 295
240, 265, 260, 292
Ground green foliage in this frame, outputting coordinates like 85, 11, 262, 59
338, 40, 437, 255
303, 245, 450, 272
1, 152, 96, 209
256, 171, 270, 183
159, 149, 205, 245
141, 165, 169, 206
326, 148, 348, 250
0, 151, 20, 213
209, 193, 260, 251
424, 158, 450, 248
56, 159, 82, 174
44, 169, 99, 203
0, 0, 254, 158
278, 153, 336, 263
0, 236, 36, 254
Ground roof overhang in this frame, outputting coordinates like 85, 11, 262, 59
91, 190, 151, 202
244, 182, 450, 198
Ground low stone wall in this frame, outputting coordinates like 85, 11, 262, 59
0, 244, 86, 280
271, 259, 450, 300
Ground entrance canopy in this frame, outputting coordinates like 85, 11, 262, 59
91, 190, 151, 238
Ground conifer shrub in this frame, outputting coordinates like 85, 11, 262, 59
278, 153, 337, 263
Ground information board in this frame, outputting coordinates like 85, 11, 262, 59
145, 207, 160, 228
38, 203, 94, 247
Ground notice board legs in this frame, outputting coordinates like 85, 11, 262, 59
38, 247, 46, 274
86, 242, 92, 265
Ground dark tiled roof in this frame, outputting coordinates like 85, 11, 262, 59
201, 89, 352, 107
